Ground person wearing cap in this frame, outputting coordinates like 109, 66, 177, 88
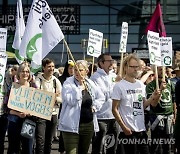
58, 60, 74, 85
58, 60, 74, 154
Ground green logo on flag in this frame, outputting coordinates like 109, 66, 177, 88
164, 56, 171, 65
30, 66, 42, 74
0, 74, 3, 83
26, 33, 42, 61
15, 50, 24, 61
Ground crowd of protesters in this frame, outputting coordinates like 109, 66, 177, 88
0, 53, 180, 154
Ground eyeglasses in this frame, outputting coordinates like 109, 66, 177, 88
128, 66, 139, 69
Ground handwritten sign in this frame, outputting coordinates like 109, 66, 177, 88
160, 37, 172, 66
119, 22, 128, 53
8, 83, 56, 120
147, 30, 161, 66
0, 28, 7, 51
0, 52, 7, 85
87, 29, 103, 58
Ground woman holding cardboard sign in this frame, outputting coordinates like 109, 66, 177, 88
7, 63, 35, 154
58, 60, 105, 154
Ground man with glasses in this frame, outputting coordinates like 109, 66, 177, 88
112, 54, 164, 154
91, 53, 119, 154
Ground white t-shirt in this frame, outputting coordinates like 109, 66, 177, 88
112, 79, 146, 132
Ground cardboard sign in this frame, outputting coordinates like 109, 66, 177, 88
0, 28, 7, 51
87, 29, 103, 58
147, 30, 161, 66
160, 37, 172, 66
8, 83, 56, 120
119, 22, 128, 53
0, 52, 7, 85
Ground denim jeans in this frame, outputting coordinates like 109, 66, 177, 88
62, 121, 94, 154
35, 115, 57, 154
7, 117, 33, 154
91, 119, 119, 154
0, 114, 8, 154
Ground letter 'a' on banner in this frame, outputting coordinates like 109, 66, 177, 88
87, 29, 103, 58
19, 0, 64, 68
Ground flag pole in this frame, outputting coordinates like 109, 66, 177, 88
118, 52, 124, 77
91, 56, 94, 76
154, 65, 159, 90
63, 39, 89, 90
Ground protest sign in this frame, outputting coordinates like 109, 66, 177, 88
119, 22, 128, 53
87, 29, 103, 58
0, 52, 7, 85
0, 28, 7, 52
147, 30, 161, 66
8, 83, 56, 120
160, 37, 172, 66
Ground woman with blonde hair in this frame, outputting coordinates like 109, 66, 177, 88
58, 60, 105, 154
7, 63, 35, 154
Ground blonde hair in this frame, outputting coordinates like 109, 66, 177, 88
122, 54, 140, 77
17, 63, 31, 81
76, 60, 89, 71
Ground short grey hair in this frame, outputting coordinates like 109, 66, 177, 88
76, 60, 88, 71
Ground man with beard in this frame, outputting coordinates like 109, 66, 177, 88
112, 54, 164, 154
91, 53, 119, 154
35, 58, 62, 154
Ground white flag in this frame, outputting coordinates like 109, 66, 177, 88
12, 0, 25, 64
19, 0, 64, 66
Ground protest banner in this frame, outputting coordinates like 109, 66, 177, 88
87, 29, 103, 58
12, 0, 25, 64
19, 0, 64, 73
160, 37, 172, 66
119, 22, 128, 53
147, 30, 161, 66
118, 22, 128, 76
8, 82, 56, 120
0, 28, 7, 52
0, 52, 7, 85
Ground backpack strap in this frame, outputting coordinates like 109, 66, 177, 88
39, 77, 56, 93
53, 79, 56, 93
39, 78, 42, 89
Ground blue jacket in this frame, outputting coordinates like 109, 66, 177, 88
58, 76, 105, 134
